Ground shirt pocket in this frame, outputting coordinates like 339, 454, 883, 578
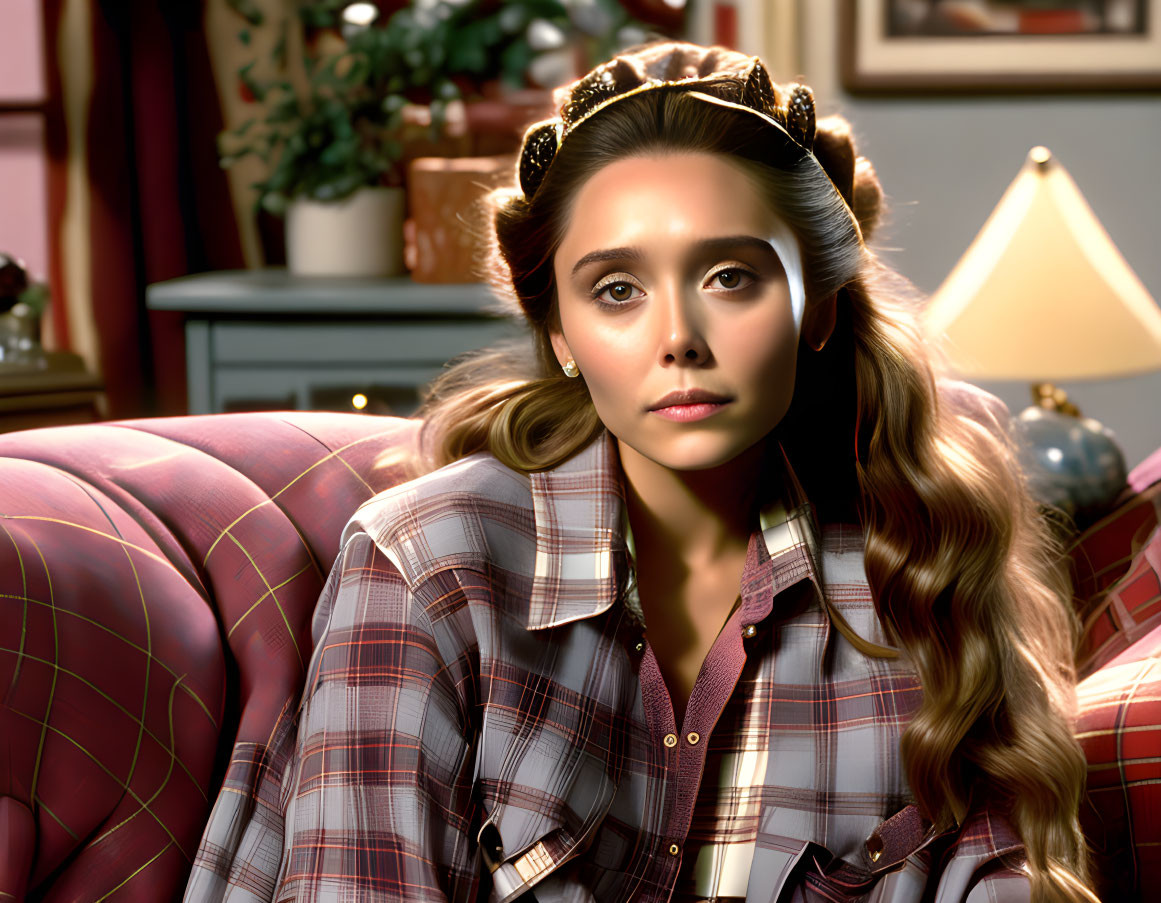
748, 806, 949, 903
475, 733, 618, 903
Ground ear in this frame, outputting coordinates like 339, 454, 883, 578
548, 325, 574, 369
802, 292, 838, 352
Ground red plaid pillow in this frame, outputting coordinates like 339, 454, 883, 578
1069, 482, 1161, 678
1077, 619, 1161, 901
1073, 451, 1161, 901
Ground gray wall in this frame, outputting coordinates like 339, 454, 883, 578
800, 1, 1161, 472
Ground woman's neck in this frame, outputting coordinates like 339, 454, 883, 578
616, 437, 769, 565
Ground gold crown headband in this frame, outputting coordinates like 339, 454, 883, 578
516, 55, 851, 224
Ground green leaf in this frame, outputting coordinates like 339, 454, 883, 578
17, 282, 49, 315
229, 117, 257, 137
226, 0, 264, 27
320, 137, 356, 166
266, 100, 300, 125
342, 57, 368, 86
219, 147, 260, 168
446, 21, 490, 72
297, 0, 345, 29
238, 59, 268, 103
497, 4, 529, 34
273, 26, 288, 68
381, 94, 407, 114
500, 40, 534, 87
260, 192, 288, 216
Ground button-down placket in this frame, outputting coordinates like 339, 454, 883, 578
521, 431, 835, 900
613, 445, 838, 901
623, 523, 820, 900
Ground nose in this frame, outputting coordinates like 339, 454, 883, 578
657, 287, 711, 366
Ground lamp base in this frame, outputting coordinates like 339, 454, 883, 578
1014, 392, 1128, 532
1031, 381, 1080, 417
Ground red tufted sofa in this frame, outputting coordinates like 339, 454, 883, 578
0, 411, 1159, 901
0, 412, 419, 901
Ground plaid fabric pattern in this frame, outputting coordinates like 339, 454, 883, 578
1076, 622, 1161, 902
1073, 470, 1161, 902
1069, 481, 1161, 678
186, 428, 1031, 903
0, 412, 421, 901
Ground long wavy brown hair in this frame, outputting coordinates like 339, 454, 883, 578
389, 40, 1096, 902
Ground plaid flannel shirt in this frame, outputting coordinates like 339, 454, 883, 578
185, 427, 1030, 903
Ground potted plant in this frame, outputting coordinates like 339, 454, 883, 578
0, 252, 50, 370
218, 0, 660, 277
220, 2, 437, 276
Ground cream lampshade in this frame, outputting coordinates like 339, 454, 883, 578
923, 146, 1161, 527
924, 146, 1161, 381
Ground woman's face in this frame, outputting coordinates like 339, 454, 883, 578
550, 151, 834, 472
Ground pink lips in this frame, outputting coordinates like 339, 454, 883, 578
648, 389, 732, 422
652, 402, 729, 422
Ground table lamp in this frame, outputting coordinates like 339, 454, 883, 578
923, 146, 1161, 528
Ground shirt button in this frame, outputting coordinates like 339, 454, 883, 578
742, 624, 757, 639
663, 732, 678, 748
686, 731, 700, 746
668, 842, 681, 856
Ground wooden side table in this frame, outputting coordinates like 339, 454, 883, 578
0, 351, 104, 433
146, 269, 529, 416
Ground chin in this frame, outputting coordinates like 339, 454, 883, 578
621, 432, 764, 473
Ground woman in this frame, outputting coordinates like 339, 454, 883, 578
188, 41, 1095, 903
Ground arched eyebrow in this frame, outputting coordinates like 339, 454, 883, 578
570, 235, 780, 277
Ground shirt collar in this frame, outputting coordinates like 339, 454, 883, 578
525, 430, 824, 631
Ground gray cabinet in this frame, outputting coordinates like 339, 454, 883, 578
147, 270, 529, 416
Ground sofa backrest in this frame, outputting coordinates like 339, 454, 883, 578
0, 411, 419, 900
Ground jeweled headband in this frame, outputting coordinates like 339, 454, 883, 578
516, 54, 862, 248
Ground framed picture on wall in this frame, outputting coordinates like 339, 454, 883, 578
840, 0, 1161, 93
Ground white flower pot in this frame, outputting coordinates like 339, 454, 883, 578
285, 186, 406, 277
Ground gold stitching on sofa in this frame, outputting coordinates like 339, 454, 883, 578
34, 793, 79, 840
0, 645, 208, 800
7, 708, 191, 859
227, 562, 313, 639
225, 532, 303, 670
0, 591, 217, 728
0, 516, 181, 572
0, 521, 29, 692
91, 840, 173, 901
200, 430, 396, 567
24, 530, 57, 811
90, 677, 189, 850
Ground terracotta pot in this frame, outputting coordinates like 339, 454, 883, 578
285, 186, 406, 277
405, 155, 515, 283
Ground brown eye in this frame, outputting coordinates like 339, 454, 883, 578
591, 279, 642, 307
708, 268, 755, 291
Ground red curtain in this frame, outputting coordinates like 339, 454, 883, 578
45, 0, 244, 419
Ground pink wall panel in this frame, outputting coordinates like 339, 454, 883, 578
0, 115, 49, 282
0, 0, 46, 102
